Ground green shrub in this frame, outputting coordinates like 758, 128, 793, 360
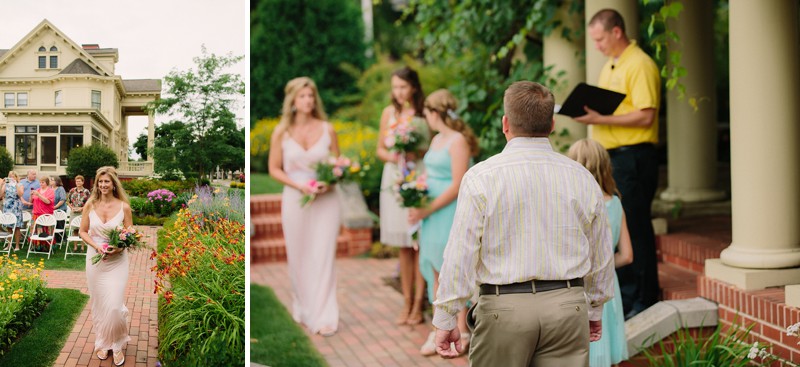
133, 215, 170, 226
66, 145, 118, 179
123, 179, 195, 197
0, 148, 14, 178
250, 0, 367, 123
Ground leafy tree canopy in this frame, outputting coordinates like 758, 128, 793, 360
66, 145, 119, 179
147, 47, 245, 180
250, 0, 367, 124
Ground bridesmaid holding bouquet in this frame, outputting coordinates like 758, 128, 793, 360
376, 66, 431, 326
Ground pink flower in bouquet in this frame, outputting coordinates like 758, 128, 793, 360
332, 167, 344, 178
102, 243, 110, 253
384, 136, 396, 148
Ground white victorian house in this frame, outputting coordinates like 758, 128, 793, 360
0, 19, 159, 177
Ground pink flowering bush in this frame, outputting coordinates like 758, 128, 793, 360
147, 189, 179, 217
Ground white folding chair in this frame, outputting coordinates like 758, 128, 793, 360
19, 211, 32, 246
26, 214, 57, 259
64, 216, 86, 259
53, 209, 68, 248
0, 213, 17, 256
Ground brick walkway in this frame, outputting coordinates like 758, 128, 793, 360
43, 226, 160, 367
252, 258, 469, 367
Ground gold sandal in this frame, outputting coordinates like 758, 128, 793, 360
96, 349, 109, 360
113, 349, 125, 366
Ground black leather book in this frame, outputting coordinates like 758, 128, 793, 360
556, 82, 626, 118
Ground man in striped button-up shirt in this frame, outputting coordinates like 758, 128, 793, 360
432, 81, 615, 366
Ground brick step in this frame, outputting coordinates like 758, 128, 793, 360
656, 232, 729, 274
657, 262, 699, 301
250, 194, 282, 216
251, 213, 283, 240
251, 231, 370, 264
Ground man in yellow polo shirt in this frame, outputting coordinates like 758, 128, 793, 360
575, 8, 661, 320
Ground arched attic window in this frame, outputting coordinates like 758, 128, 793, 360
36, 45, 59, 69
38, 46, 46, 52
49, 46, 58, 52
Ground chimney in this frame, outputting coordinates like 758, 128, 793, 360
82, 44, 99, 50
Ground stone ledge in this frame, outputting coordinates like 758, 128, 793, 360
625, 297, 718, 358
705, 258, 800, 291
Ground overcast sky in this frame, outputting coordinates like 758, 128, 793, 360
0, 0, 248, 159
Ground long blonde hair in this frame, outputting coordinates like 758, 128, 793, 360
85, 166, 129, 209
567, 139, 620, 197
277, 77, 327, 131
425, 89, 480, 157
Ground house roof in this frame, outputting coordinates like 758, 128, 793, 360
85, 48, 118, 54
59, 59, 100, 75
122, 79, 161, 93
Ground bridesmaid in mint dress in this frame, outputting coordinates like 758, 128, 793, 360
268, 77, 341, 337
408, 89, 480, 356
568, 138, 633, 366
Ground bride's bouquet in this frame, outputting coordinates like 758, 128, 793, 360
91, 225, 147, 265
300, 156, 361, 207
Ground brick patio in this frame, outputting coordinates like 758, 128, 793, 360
43, 226, 160, 367
252, 258, 469, 367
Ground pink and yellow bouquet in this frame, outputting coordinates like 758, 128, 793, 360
91, 225, 147, 265
301, 156, 361, 207
385, 116, 429, 155
394, 166, 428, 208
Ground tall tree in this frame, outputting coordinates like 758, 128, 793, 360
147, 47, 245, 180
250, 0, 367, 124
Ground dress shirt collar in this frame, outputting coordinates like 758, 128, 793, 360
503, 137, 553, 153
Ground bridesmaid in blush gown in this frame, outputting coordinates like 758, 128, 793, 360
268, 77, 341, 337
79, 166, 133, 366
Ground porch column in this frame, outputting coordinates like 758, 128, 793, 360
544, 0, 587, 148
147, 112, 155, 163
712, 0, 800, 275
659, 0, 725, 202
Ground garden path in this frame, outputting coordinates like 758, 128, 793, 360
252, 258, 469, 367
43, 226, 160, 367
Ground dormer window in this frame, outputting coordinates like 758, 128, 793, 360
38, 46, 46, 52
49, 46, 58, 52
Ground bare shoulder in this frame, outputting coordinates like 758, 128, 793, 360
271, 124, 287, 140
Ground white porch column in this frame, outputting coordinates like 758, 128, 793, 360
544, 0, 587, 148
147, 113, 155, 162
660, 0, 725, 202
716, 0, 800, 271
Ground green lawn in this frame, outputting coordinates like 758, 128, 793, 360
250, 284, 327, 367
0, 288, 88, 367
8, 245, 88, 271
251, 173, 284, 195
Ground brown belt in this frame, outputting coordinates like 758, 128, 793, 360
479, 278, 584, 296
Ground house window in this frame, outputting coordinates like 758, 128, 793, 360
92, 128, 103, 146
38, 56, 46, 69
50, 55, 58, 69
91, 90, 101, 109
0, 137, 6, 148
40, 126, 58, 133
14, 131, 37, 166
60, 126, 83, 134
38, 46, 46, 52
55, 91, 62, 107
3, 93, 13, 108
49, 46, 58, 52
16, 93, 27, 107
60, 134, 83, 166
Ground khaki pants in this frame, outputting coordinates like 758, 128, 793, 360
468, 287, 589, 367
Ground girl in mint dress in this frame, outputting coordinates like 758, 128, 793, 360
409, 89, 479, 356
568, 139, 633, 366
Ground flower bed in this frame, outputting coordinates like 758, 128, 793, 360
154, 187, 245, 366
0, 256, 47, 355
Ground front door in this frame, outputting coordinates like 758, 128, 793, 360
39, 135, 58, 174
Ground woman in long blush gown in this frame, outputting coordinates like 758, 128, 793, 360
269, 77, 341, 336
79, 166, 133, 366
